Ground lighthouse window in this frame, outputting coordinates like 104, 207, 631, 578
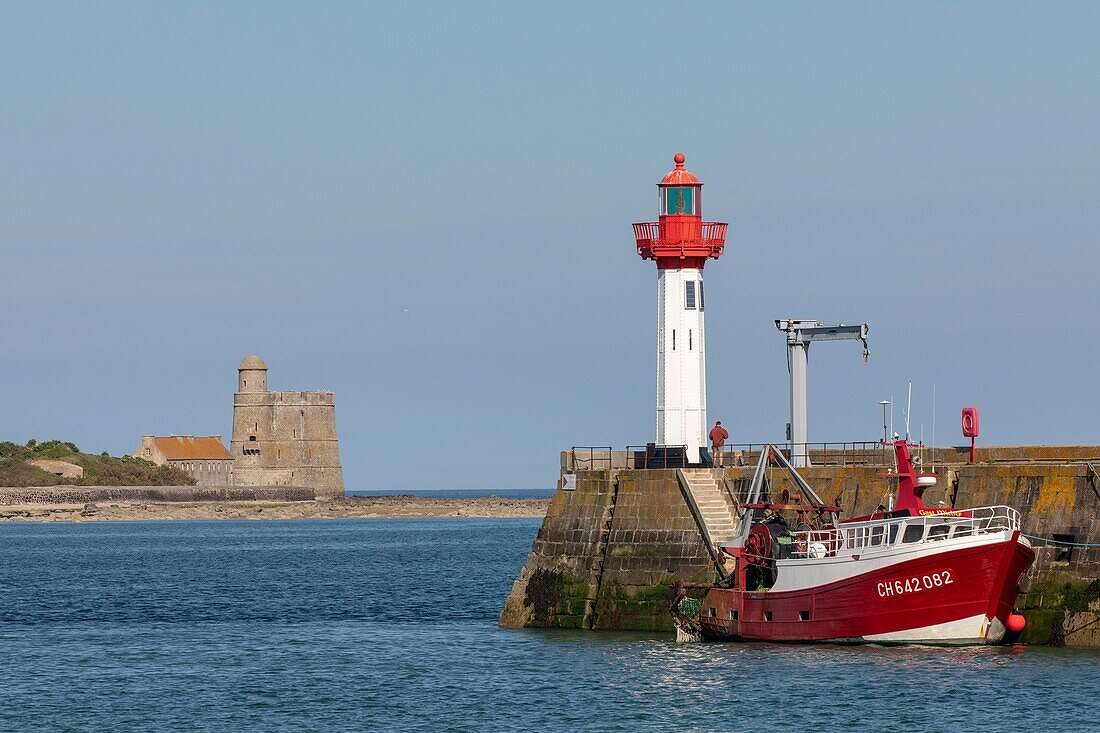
672, 330, 676, 351
685, 281, 696, 310
699, 282, 705, 311
662, 187, 695, 216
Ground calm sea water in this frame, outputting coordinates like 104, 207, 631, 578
0, 518, 1096, 732
347, 488, 555, 499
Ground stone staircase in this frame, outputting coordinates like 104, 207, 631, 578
679, 469, 739, 548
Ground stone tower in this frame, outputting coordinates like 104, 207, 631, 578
230, 355, 345, 498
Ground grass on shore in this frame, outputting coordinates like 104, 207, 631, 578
0, 439, 195, 487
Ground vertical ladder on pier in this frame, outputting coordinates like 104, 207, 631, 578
680, 469, 739, 548
583, 476, 620, 629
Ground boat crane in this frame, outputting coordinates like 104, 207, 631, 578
774, 319, 870, 467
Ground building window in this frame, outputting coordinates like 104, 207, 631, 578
685, 281, 696, 310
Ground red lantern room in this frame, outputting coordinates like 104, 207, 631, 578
633, 153, 728, 269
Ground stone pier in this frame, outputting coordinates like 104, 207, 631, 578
500, 447, 1100, 647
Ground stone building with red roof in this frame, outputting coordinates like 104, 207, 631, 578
133, 435, 233, 486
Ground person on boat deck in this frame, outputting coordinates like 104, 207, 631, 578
709, 421, 729, 466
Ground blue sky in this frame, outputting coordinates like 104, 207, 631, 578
2, 2, 1098, 489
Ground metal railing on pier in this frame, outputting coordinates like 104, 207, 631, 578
569, 441, 895, 471
568, 447, 615, 471
715, 441, 893, 468
568, 445, 690, 471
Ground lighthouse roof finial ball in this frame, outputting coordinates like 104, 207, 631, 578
660, 152, 702, 186
633, 154, 727, 269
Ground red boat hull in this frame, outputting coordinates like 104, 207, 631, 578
699, 533, 1034, 644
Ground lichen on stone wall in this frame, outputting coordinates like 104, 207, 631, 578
522, 568, 568, 627
592, 579, 677, 632
1053, 579, 1100, 647
1019, 575, 1100, 646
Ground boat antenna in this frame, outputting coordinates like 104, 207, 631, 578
905, 381, 912, 441
919, 424, 924, 468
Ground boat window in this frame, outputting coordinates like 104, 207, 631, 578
953, 525, 973, 538
888, 523, 901, 545
764, 611, 773, 622
870, 525, 884, 546
928, 524, 950, 540
902, 523, 925, 543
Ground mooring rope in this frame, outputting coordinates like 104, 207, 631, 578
1022, 533, 1100, 548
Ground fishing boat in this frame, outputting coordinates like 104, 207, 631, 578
672, 441, 1034, 645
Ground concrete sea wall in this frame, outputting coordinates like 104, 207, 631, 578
500, 454, 1100, 647
0, 485, 316, 504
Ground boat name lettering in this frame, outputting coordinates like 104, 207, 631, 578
876, 570, 953, 598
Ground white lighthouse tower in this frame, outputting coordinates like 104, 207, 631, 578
633, 154, 728, 463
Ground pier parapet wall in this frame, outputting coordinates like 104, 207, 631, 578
0, 485, 316, 504
501, 449, 1100, 646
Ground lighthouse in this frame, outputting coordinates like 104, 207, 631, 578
633, 154, 728, 463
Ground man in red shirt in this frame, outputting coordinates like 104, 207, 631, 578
709, 420, 729, 466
